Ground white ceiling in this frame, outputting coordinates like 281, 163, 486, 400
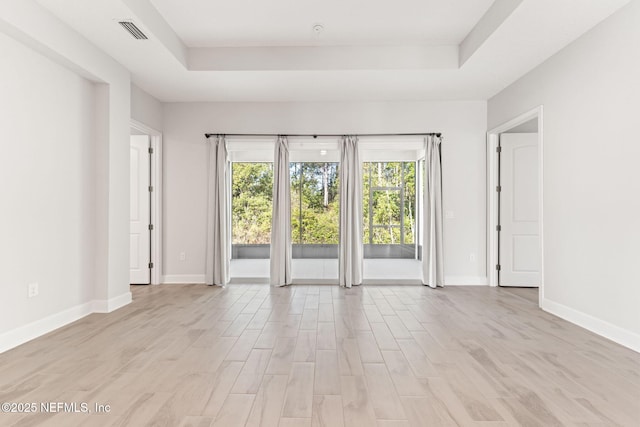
37, 0, 629, 102
149, 0, 495, 47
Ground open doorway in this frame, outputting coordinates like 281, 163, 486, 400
130, 120, 163, 285
487, 107, 544, 302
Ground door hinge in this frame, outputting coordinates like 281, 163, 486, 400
496, 225, 501, 232
496, 185, 502, 192
148, 262, 154, 269
148, 185, 153, 192
496, 146, 502, 153
148, 147, 154, 154
496, 264, 501, 271
148, 224, 154, 231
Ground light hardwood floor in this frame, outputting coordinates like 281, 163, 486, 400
1, 285, 639, 426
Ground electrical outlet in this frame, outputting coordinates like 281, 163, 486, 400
28, 282, 39, 298
179, 252, 186, 261
445, 210, 455, 219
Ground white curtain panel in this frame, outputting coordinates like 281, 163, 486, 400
205, 136, 231, 286
339, 136, 364, 288
270, 136, 292, 286
422, 135, 444, 288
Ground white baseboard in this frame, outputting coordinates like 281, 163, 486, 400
363, 277, 487, 286
229, 279, 423, 286
162, 274, 206, 284
541, 298, 640, 353
0, 301, 93, 354
293, 279, 339, 285
92, 291, 132, 313
363, 279, 423, 285
230, 277, 269, 284
169, 275, 489, 286
445, 276, 488, 286
0, 292, 133, 354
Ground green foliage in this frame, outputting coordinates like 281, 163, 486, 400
291, 162, 340, 244
232, 163, 273, 244
363, 162, 416, 244
232, 161, 417, 247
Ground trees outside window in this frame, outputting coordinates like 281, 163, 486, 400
363, 161, 417, 258
231, 160, 416, 260
231, 162, 273, 258
291, 162, 339, 258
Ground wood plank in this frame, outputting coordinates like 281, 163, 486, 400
266, 337, 297, 375
363, 363, 406, 420
381, 350, 426, 396
316, 322, 337, 350
1, 285, 637, 427
314, 350, 341, 395
245, 375, 288, 427
312, 395, 345, 427
225, 329, 261, 361
282, 363, 315, 418
356, 331, 384, 363
201, 361, 245, 418
384, 315, 413, 339
293, 329, 317, 362
340, 375, 378, 427
212, 394, 255, 427
336, 337, 364, 376
231, 348, 272, 394
371, 322, 399, 351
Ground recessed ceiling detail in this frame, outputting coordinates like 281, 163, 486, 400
149, 0, 495, 47
36, 0, 630, 102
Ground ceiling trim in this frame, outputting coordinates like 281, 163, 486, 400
32, 0, 632, 102
121, 0, 187, 66
189, 45, 459, 71
460, 0, 524, 66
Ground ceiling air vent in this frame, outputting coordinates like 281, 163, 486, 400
118, 21, 148, 40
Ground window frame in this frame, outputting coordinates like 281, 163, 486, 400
227, 135, 426, 261
290, 160, 340, 259
230, 161, 275, 259
363, 161, 419, 259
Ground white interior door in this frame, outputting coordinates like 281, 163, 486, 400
130, 135, 150, 284
499, 133, 540, 287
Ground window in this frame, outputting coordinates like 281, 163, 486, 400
229, 137, 423, 262
231, 162, 273, 258
363, 161, 417, 258
229, 137, 341, 260
291, 162, 339, 258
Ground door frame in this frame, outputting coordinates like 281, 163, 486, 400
130, 119, 163, 285
486, 106, 544, 302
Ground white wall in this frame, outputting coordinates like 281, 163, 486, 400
162, 101, 487, 284
131, 83, 163, 131
0, 32, 96, 335
488, 0, 640, 349
1, 0, 132, 308
505, 118, 537, 133
0, 1, 132, 352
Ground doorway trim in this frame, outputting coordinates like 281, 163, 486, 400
130, 119, 163, 285
486, 106, 544, 303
